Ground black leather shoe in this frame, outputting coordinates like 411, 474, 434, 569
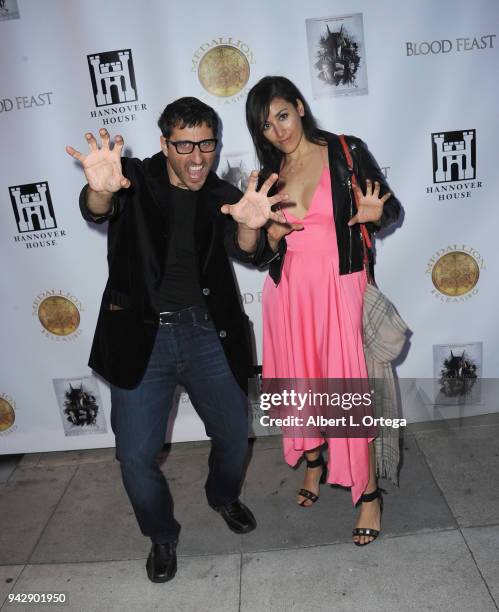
213, 500, 256, 534
146, 542, 177, 583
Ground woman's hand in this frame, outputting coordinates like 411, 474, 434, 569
266, 219, 304, 251
347, 179, 391, 226
220, 171, 289, 229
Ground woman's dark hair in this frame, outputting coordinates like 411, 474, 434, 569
158, 96, 219, 138
245, 76, 325, 173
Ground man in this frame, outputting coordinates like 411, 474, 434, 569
66, 97, 286, 583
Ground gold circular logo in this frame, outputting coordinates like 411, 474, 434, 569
38, 296, 80, 336
0, 398, 15, 432
198, 46, 250, 97
432, 252, 480, 296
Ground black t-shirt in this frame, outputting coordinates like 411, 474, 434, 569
155, 184, 204, 312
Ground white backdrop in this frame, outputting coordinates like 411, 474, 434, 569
1, 0, 498, 454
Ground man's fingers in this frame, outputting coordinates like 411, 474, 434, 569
380, 191, 392, 204
99, 128, 110, 149
85, 132, 98, 151
120, 177, 131, 189
65, 145, 84, 162
246, 170, 258, 192
365, 179, 372, 196
373, 181, 381, 198
220, 204, 233, 215
260, 172, 279, 195
347, 214, 359, 226
114, 134, 125, 154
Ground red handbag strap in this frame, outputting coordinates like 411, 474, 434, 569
338, 134, 372, 259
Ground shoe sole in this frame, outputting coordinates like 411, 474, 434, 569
225, 522, 257, 534
147, 572, 177, 583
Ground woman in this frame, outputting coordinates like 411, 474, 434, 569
246, 76, 401, 545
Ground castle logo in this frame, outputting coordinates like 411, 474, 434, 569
87, 49, 147, 124
9, 182, 66, 249
432, 130, 475, 183
10, 182, 56, 232
192, 37, 256, 104
426, 130, 482, 202
33, 290, 83, 340
427, 245, 485, 302
0, 394, 17, 435
88, 49, 137, 106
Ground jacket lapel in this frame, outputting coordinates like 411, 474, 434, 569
325, 132, 352, 223
195, 172, 223, 273
143, 152, 172, 222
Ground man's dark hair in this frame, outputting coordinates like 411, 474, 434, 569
158, 97, 219, 138
245, 76, 325, 174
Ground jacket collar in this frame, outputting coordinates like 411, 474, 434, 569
322, 131, 353, 177
319, 131, 352, 224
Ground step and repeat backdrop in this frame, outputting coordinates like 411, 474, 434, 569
1, 0, 498, 453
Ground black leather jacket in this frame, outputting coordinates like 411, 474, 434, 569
257, 131, 401, 284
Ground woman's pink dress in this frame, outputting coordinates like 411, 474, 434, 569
262, 166, 371, 504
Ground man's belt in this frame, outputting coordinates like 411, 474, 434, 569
158, 305, 211, 326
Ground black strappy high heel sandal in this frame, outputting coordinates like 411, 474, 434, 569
297, 453, 328, 507
352, 487, 386, 546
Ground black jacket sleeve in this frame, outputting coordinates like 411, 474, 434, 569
79, 184, 121, 224
223, 215, 270, 264
78, 157, 131, 224
219, 180, 270, 265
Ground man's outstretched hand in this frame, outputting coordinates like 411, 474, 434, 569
66, 128, 131, 194
220, 171, 289, 229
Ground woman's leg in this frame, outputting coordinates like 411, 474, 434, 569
353, 441, 382, 544
297, 447, 324, 506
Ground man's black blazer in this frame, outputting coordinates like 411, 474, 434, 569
80, 151, 265, 392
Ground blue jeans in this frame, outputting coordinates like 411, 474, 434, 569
110, 316, 249, 544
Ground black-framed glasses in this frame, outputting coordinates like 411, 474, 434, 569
166, 139, 218, 154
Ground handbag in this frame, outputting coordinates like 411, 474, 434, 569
339, 134, 409, 483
